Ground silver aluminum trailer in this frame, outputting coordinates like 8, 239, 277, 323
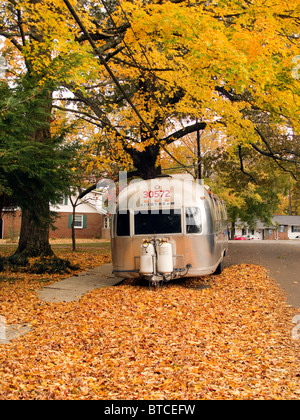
111, 174, 228, 284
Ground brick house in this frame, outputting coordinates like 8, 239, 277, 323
234, 215, 300, 240
50, 191, 110, 239
0, 191, 110, 240
0, 210, 22, 241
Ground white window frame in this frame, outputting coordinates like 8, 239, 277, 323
104, 216, 110, 229
292, 226, 300, 233
74, 214, 83, 229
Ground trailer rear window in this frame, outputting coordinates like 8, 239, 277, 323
134, 210, 182, 235
117, 211, 130, 236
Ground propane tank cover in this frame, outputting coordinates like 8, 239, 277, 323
140, 242, 155, 274
157, 241, 173, 274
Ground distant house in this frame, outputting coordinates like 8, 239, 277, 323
0, 209, 21, 241
234, 215, 300, 240
50, 191, 110, 240
0, 191, 110, 240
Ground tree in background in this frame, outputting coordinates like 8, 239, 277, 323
0, 0, 91, 257
0, 78, 76, 256
0, 0, 299, 252
206, 143, 291, 236
58, 0, 300, 181
159, 126, 290, 230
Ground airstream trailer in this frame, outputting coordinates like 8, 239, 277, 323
111, 174, 228, 284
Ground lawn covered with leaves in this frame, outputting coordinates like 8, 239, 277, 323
0, 242, 299, 399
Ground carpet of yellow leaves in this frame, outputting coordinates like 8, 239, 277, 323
0, 249, 299, 399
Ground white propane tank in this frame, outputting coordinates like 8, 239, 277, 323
140, 241, 155, 275
157, 239, 173, 274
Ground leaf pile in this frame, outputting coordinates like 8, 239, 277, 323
0, 248, 111, 325
0, 255, 79, 275
0, 263, 299, 400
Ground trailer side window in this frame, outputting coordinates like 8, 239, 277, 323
134, 209, 182, 235
117, 211, 130, 236
186, 207, 202, 234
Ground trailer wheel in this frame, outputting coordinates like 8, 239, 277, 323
214, 259, 223, 275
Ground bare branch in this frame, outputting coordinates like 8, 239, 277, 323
162, 121, 207, 144
238, 145, 256, 183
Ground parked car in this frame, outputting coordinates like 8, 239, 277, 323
244, 235, 260, 240
234, 235, 260, 240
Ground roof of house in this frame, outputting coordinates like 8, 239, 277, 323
272, 215, 300, 226
237, 215, 300, 229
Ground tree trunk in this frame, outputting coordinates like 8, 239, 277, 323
230, 221, 236, 240
71, 205, 76, 252
128, 143, 162, 180
14, 202, 53, 257
13, 83, 54, 258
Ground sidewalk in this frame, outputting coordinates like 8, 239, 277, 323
1, 264, 120, 345
37, 263, 121, 303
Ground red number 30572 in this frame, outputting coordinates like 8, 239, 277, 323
143, 190, 170, 198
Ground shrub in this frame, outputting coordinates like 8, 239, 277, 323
0, 254, 79, 275
0, 256, 6, 272
7, 254, 29, 270
28, 256, 79, 274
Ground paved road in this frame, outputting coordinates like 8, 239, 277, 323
225, 240, 300, 308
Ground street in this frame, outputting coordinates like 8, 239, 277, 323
225, 240, 300, 308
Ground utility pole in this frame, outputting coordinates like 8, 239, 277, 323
196, 119, 202, 181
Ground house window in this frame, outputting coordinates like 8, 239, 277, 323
68, 214, 87, 229
74, 215, 83, 228
292, 226, 300, 233
104, 216, 110, 229
267, 229, 273, 237
58, 194, 68, 205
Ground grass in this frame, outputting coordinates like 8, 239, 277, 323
0, 239, 111, 275
0, 239, 111, 256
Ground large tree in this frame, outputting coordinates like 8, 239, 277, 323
57, 0, 300, 179
4, 0, 296, 181
0, 78, 75, 257
1, 0, 299, 256
0, 0, 82, 257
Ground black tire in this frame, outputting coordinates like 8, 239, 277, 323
214, 259, 223, 275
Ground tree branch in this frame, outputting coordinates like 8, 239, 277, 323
238, 145, 256, 183
254, 128, 300, 165
0, 29, 23, 52
17, 9, 26, 47
76, 23, 130, 43
251, 128, 298, 180
162, 121, 207, 144
110, 56, 174, 72
52, 104, 103, 123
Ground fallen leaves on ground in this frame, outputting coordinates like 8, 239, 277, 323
0, 248, 111, 324
0, 261, 299, 400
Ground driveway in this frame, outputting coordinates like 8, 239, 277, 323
225, 240, 300, 308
